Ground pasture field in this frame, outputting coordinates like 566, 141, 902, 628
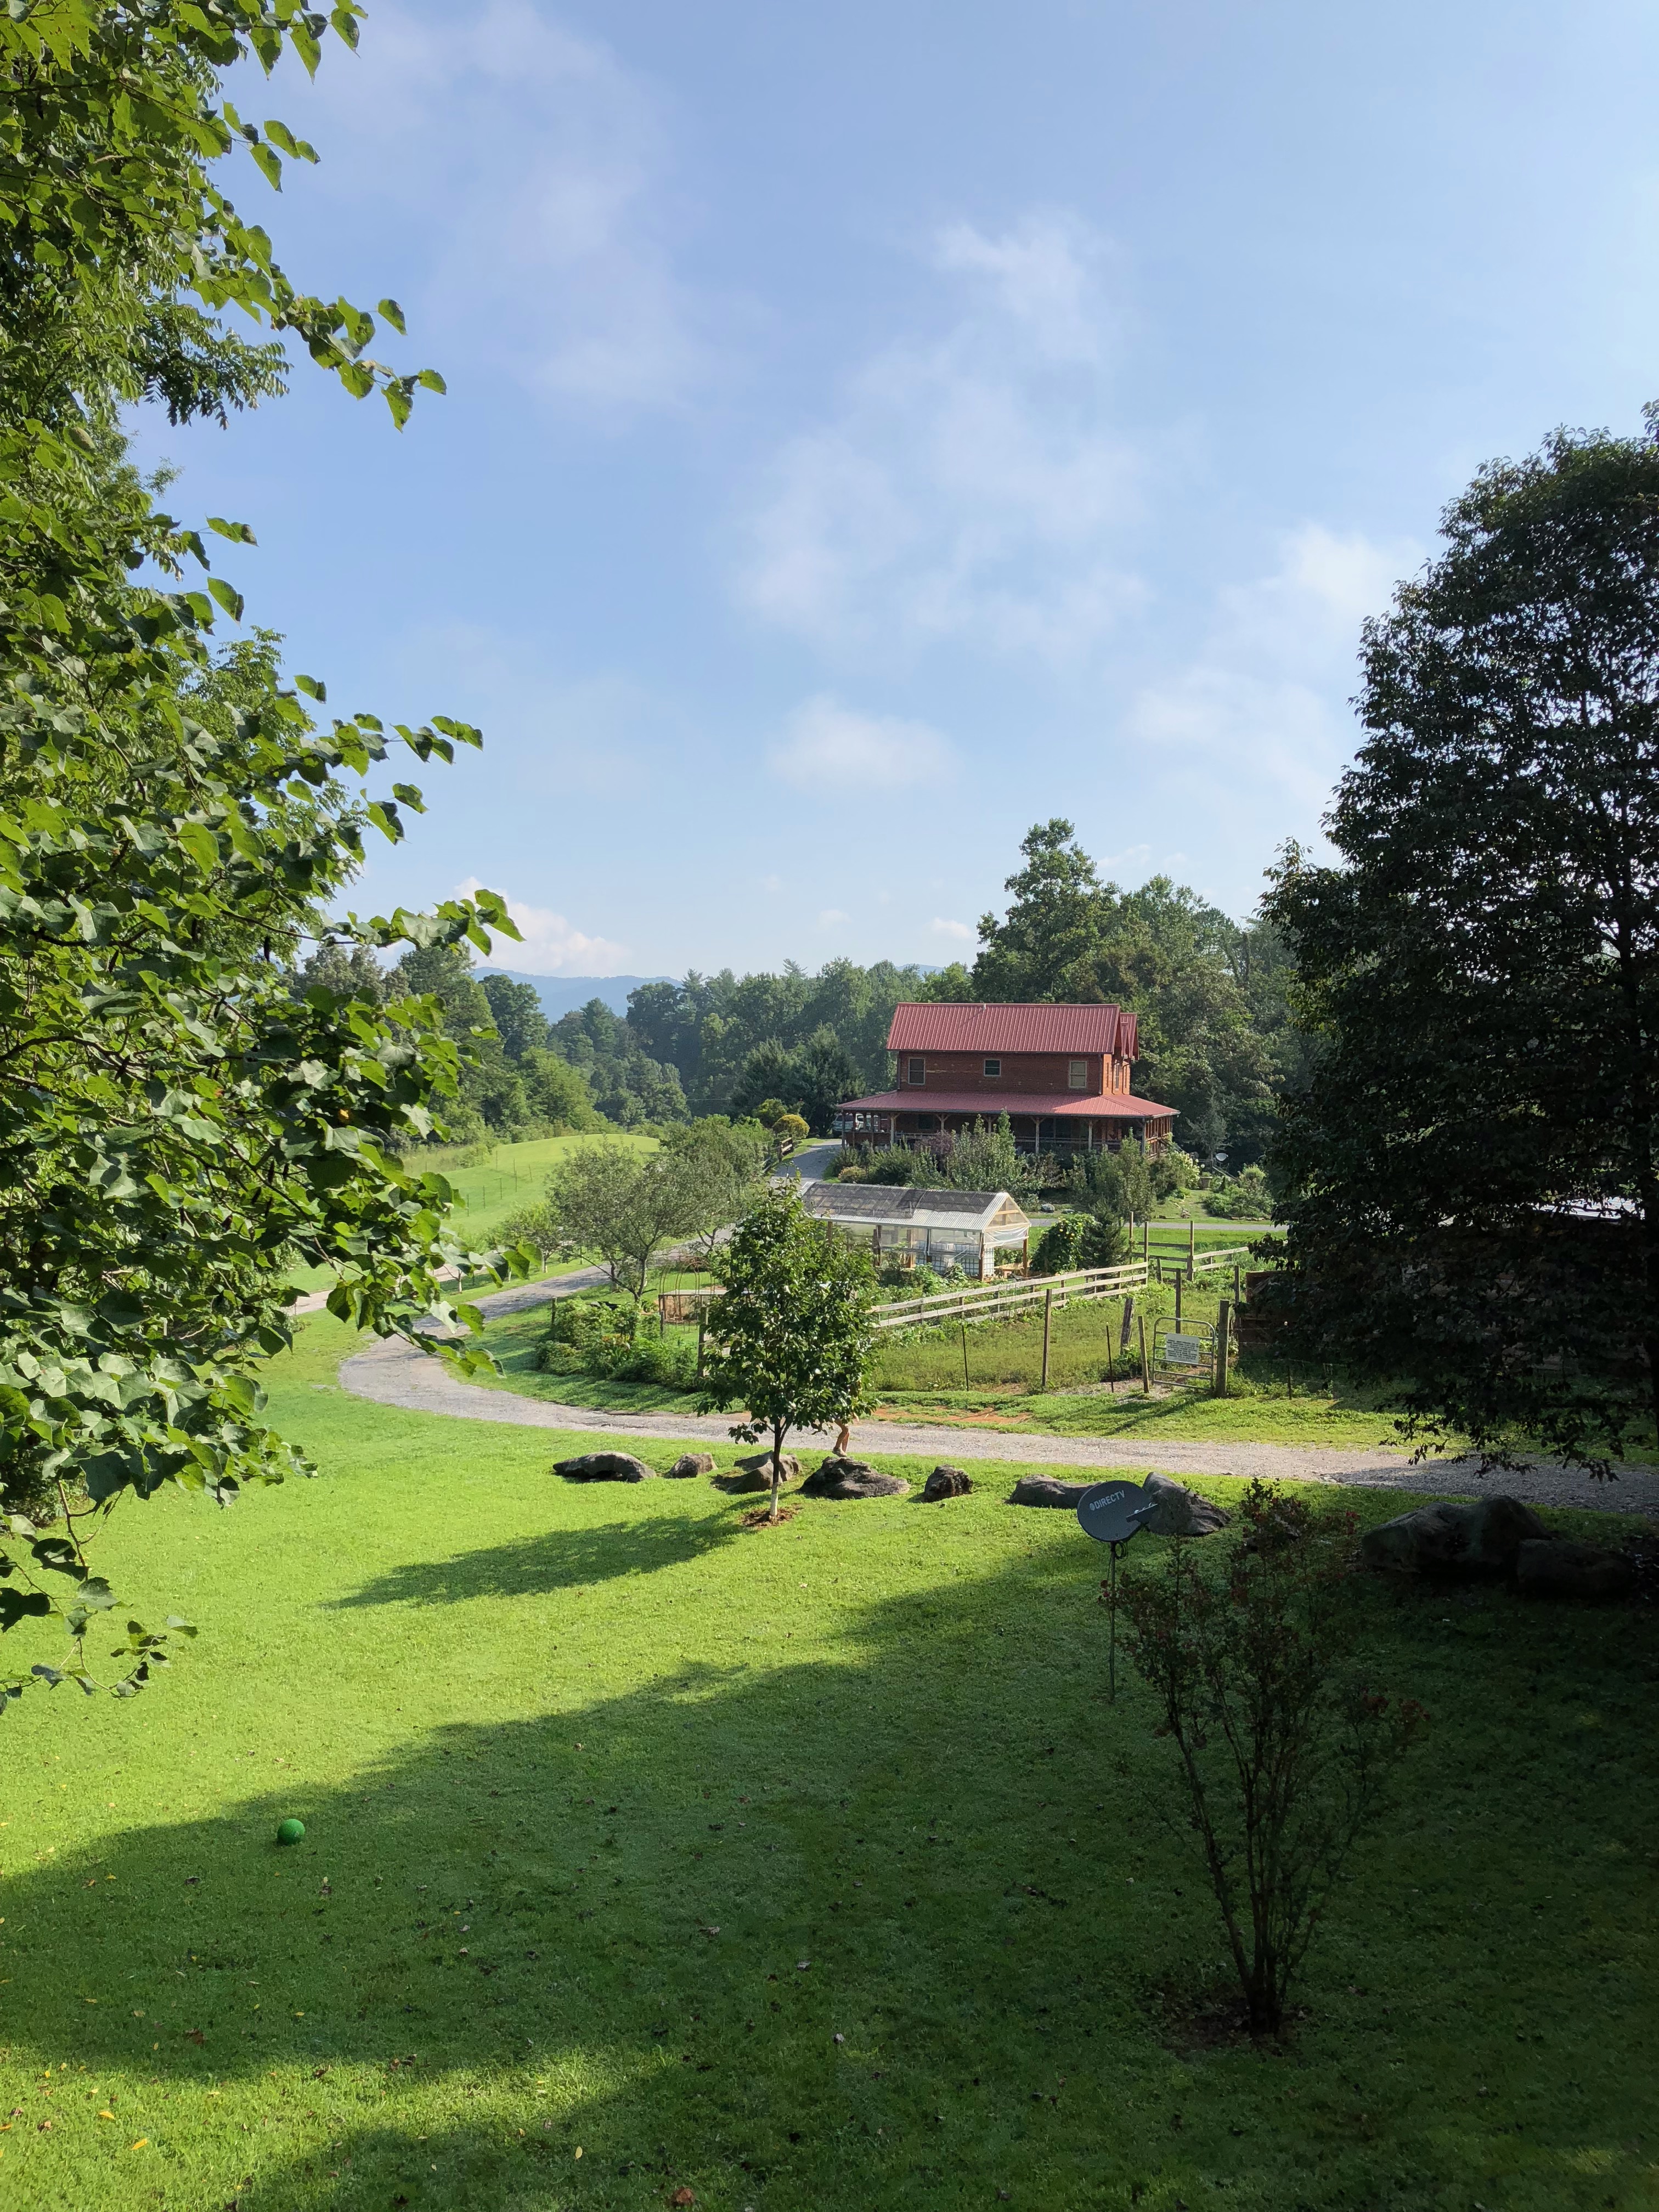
281, 1133, 658, 1297
0, 1315, 1651, 2210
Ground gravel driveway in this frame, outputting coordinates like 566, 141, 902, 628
335, 1278, 1659, 1520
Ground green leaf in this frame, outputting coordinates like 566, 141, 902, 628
416, 369, 447, 395
207, 517, 257, 545
391, 782, 426, 813
249, 138, 283, 190
295, 673, 327, 702
378, 298, 407, 335
176, 821, 218, 873
206, 575, 245, 622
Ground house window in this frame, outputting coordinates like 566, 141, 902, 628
983, 1057, 1001, 1078
1068, 1059, 1088, 1090
907, 1057, 925, 1084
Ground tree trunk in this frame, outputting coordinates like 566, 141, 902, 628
771, 1419, 786, 1523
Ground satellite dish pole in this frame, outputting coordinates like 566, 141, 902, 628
1075, 1480, 1159, 1703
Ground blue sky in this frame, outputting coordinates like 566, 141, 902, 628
138, 0, 1659, 975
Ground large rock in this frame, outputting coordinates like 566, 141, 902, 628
554, 1452, 656, 1483
1140, 1472, 1232, 1536
736, 1449, 800, 1482
666, 1452, 715, 1479
1516, 1538, 1637, 1602
718, 1451, 802, 1494
1359, 1495, 1547, 1579
1008, 1476, 1093, 1509
800, 1456, 910, 1500
923, 1465, 973, 1501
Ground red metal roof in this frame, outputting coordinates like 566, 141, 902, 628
887, 1002, 1137, 1058
837, 1088, 1176, 1122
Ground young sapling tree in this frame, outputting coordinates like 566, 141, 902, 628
700, 1185, 877, 1522
1120, 1482, 1424, 2036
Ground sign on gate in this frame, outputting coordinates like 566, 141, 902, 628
1162, 1333, 1205, 1367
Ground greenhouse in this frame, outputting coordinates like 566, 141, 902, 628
800, 1182, 1030, 1278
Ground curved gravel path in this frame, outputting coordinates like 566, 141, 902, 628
335, 1280, 1659, 1520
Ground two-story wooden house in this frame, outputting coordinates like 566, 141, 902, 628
832, 1001, 1176, 1160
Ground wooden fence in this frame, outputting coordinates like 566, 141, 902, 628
646, 1248, 1257, 1334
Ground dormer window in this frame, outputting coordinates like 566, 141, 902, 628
983, 1057, 1001, 1078
907, 1057, 925, 1084
1068, 1059, 1088, 1090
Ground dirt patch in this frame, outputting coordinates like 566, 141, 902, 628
740, 1505, 802, 1530
1144, 1972, 1299, 2053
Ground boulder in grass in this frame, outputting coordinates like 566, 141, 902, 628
1516, 1538, 1637, 1602
666, 1452, 715, 1479
554, 1451, 656, 1483
735, 1449, 800, 1483
1359, 1495, 1547, 1579
1008, 1476, 1094, 1509
800, 1457, 910, 1500
718, 1451, 802, 1493
1140, 1471, 1232, 1536
923, 1465, 973, 1502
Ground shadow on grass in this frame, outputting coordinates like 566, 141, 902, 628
326, 1509, 747, 1610
3, 1539, 1655, 2211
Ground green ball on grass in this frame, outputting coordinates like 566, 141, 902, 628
275, 1817, 305, 1847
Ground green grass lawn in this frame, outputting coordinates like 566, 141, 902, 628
0, 1316, 1652, 2209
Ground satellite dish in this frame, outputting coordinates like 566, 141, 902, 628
1075, 1479, 1159, 1547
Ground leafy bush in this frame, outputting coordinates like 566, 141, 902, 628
1120, 1482, 1425, 2036
1031, 1216, 1085, 1274
861, 1148, 937, 1186
538, 1295, 699, 1387
1206, 1165, 1272, 1220
1150, 1144, 1203, 1199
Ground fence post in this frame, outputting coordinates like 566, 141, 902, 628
1138, 1313, 1150, 1395
697, 1308, 706, 1384
1120, 1293, 1134, 1355
1188, 1215, 1195, 1277
1041, 1284, 1053, 1392
1174, 1271, 1182, 1332
1142, 1217, 1150, 1263
1215, 1300, 1231, 1397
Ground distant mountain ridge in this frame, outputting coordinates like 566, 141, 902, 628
475, 970, 670, 1023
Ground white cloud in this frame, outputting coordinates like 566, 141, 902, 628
768, 694, 955, 790
272, 0, 710, 411
929, 917, 974, 941
456, 877, 630, 975
817, 908, 851, 927
1125, 524, 1421, 818
735, 211, 1142, 663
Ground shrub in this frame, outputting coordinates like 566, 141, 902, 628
1150, 1144, 1203, 1200
1206, 1165, 1272, 1220
1031, 1216, 1085, 1274
1120, 1482, 1425, 2037
538, 1294, 699, 1387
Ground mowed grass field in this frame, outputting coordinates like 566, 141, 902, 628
0, 1315, 1653, 2210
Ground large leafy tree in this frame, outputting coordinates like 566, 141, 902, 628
971, 821, 1282, 1163
700, 1184, 877, 1523
1266, 416, 1659, 1470
0, 0, 521, 1706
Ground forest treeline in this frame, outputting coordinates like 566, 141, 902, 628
300, 820, 1307, 1161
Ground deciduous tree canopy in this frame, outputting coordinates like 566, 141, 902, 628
0, 0, 516, 1705
1267, 415, 1659, 1469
